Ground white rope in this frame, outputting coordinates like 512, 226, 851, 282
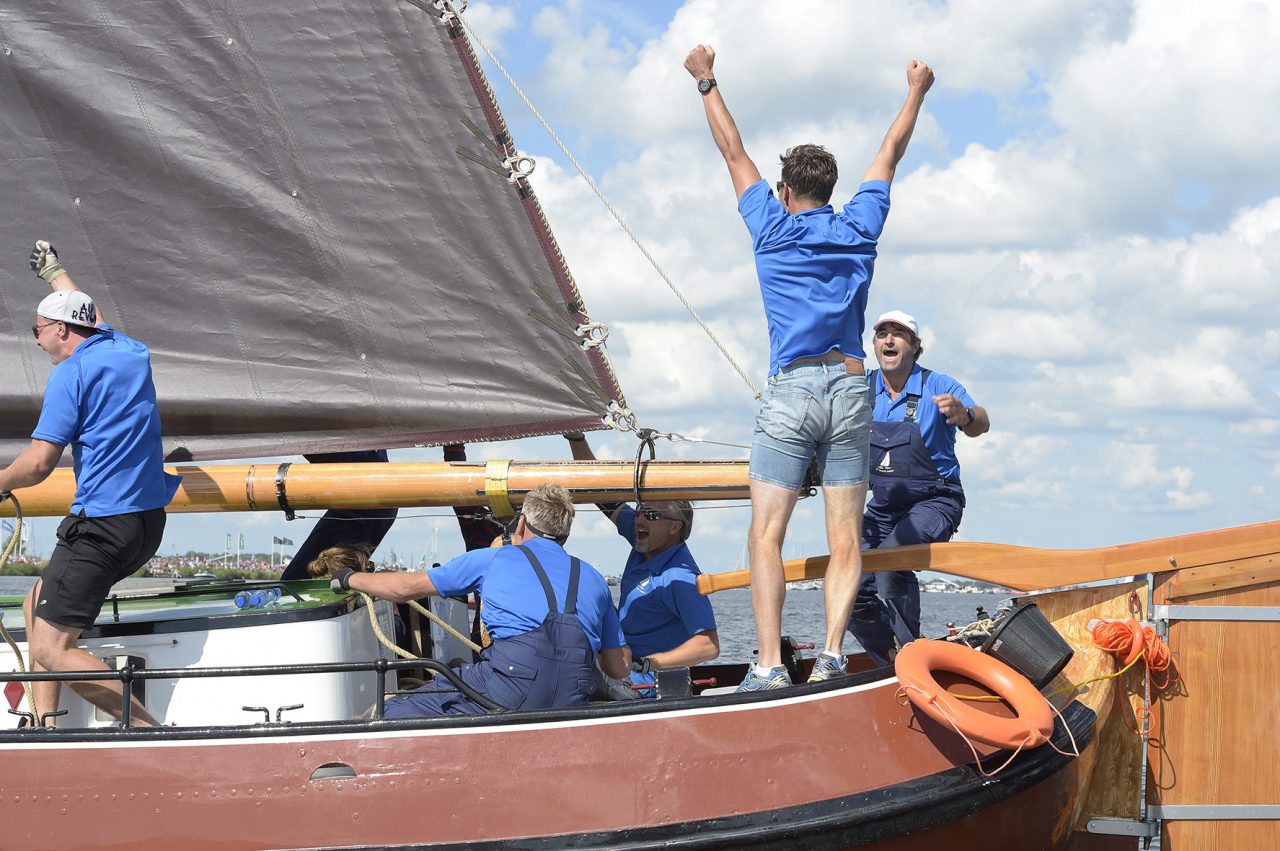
447, 4, 762, 400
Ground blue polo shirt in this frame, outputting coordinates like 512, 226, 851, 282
869, 366, 976, 480
615, 505, 717, 658
738, 179, 891, 375
428, 536, 625, 653
32, 324, 180, 517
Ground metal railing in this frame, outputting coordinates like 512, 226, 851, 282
0, 655, 504, 729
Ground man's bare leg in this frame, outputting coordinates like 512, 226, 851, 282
819, 481, 868, 657
27, 614, 160, 727
747, 479, 800, 669
22, 582, 61, 719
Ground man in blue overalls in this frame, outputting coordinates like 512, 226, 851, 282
849, 310, 990, 666
332, 483, 629, 716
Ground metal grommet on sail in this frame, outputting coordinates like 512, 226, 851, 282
605, 401, 638, 433
504, 154, 536, 182
484, 459, 516, 520
430, 0, 467, 21
575, 321, 608, 349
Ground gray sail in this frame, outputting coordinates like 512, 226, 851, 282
0, 3, 623, 462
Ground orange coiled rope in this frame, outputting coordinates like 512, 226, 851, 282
1090, 618, 1180, 733
1090, 618, 1178, 690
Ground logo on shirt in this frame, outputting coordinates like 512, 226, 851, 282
875, 450, 896, 475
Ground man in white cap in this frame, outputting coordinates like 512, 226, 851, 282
0, 241, 180, 726
851, 310, 989, 665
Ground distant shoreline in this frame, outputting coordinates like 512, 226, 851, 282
1, 562, 280, 581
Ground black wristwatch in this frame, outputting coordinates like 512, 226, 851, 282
964, 407, 976, 427
697, 78, 717, 95
633, 656, 652, 675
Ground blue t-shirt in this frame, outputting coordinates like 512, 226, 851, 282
615, 505, 717, 659
869, 366, 975, 480
738, 179, 891, 375
428, 536, 625, 653
32, 324, 180, 517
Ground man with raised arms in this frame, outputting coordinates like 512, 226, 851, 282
684, 45, 934, 689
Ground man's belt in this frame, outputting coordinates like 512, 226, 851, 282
789, 352, 865, 375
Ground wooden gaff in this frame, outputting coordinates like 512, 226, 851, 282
0, 459, 749, 517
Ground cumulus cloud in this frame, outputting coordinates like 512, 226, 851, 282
463, 2, 517, 53
1095, 442, 1211, 512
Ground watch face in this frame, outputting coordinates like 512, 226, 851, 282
698, 78, 714, 93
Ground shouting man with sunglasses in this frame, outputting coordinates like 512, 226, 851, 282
567, 435, 718, 696
685, 45, 933, 690
0, 241, 180, 727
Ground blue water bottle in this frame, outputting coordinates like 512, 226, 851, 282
250, 587, 281, 608
233, 590, 254, 609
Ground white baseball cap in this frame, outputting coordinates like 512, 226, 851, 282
872, 309, 918, 337
37, 290, 97, 328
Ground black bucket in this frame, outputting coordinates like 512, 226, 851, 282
981, 602, 1073, 688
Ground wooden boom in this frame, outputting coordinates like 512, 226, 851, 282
0, 459, 749, 518
697, 519, 1280, 593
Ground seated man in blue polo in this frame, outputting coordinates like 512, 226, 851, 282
566, 435, 719, 696
332, 482, 629, 716
849, 310, 990, 665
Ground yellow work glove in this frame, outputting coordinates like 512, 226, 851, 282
29, 240, 66, 284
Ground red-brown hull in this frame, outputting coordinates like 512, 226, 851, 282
0, 673, 1092, 850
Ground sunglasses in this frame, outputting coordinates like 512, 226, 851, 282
775, 180, 785, 194
31, 321, 60, 338
639, 508, 682, 523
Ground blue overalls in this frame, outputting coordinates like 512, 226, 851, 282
849, 369, 966, 666
384, 545, 596, 717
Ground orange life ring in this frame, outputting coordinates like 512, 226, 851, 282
895, 639, 1055, 750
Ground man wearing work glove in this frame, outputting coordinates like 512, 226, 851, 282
0, 241, 181, 727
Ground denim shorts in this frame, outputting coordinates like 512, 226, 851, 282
749, 362, 871, 490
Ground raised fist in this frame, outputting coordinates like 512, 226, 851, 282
684, 44, 716, 80
906, 60, 935, 95
29, 240, 66, 284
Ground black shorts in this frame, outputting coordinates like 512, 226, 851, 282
37, 508, 167, 630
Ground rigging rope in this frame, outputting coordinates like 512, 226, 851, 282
357, 591, 482, 658
442, 1, 763, 400
0, 494, 38, 719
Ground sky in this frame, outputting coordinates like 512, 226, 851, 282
16, 0, 1280, 582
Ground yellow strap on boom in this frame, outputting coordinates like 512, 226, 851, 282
484, 459, 516, 519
